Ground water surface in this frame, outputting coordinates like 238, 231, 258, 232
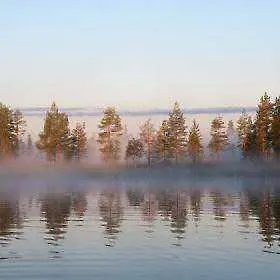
0, 176, 279, 279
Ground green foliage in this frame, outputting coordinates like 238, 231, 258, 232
154, 120, 170, 162
139, 119, 155, 166
208, 116, 228, 160
97, 107, 123, 163
125, 137, 144, 163
271, 96, 280, 158
255, 92, 273, 159
244, 117, 258, 159
36, 102, 70, 161
236, 110, 251, 158
66, 122, 88, 161
167, 102, 187, 163
0, 103, 25, 158
187, 120, 203, 164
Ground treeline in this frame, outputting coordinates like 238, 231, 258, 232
0, 92, 279, 165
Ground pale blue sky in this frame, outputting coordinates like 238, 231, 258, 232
0, 0, 279, 109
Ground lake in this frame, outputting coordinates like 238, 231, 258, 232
0, 168, 279, 280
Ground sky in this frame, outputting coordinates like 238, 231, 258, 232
0, 0, 279, 109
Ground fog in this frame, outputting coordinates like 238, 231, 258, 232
1, 159, 279, 197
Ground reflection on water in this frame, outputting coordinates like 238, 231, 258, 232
99, 189, 123, 246
1, 184, 280, 278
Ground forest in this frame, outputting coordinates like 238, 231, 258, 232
0, 92, 279, 166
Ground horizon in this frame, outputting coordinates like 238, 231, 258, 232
17, 105, 257, 117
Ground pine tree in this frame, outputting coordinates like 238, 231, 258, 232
245, 117, 258, 159
271, 96, 280, 159
167, 102, 187, 163
125, 137, 144, 166
71, 122, 88, 161
10, 109, 26, 156
0, 103, 11, 157
226, 120, 237, 159
154, 120, 170, 162
36, 102, 70, 162
187, 119, 203, 164
139, 119, 155, 166
0, 103, 25, 158
255, 92, 273, 160
237, 110, 251, 159
97, 107, 123, 163
208, 117, 228, 161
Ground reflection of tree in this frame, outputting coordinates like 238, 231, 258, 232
259, 192, 274, 247
170, 191, 188, 243
272, 192, 280, 235
239, 193, 250, 223
99, 190, 123, 244
190, 190, 202, 225
141, 192, 158, 233
211, 191, 227, 221
126, 189, 144, 207
71, 192, 87, 218
247, 190, 277, 250
157, 190, 172, 221
0, 197, 22, 246
40, 193, 72, 244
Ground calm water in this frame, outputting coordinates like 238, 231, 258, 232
0, 174, 280, 280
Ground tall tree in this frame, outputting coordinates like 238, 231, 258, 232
237, 110, 251, 159
71, 122, 87, 161
154, 120, 170, 162
139, 119, 155, 166
11, 109, 26, 156
125, 137, 144, 166
167, 102, 187, 163
187, 120, 203, 164
208, 116, 228, 161
271, 96, 280, 159
97, 107, 123, 163
36, 102, 70, 162
0, 103, 25, 158
255, 92, 273, 160
0, 103, 11, 157
226, 120, 237, 159
244, 117, 258, 159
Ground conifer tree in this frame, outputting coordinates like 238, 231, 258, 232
154, 120, 170, 162
10, 109, 26, 156
0, 103, 25, 158
255, 92, 273, 160
237, 110, 251, 159
139, 119, 155, 166
71, 122, 88, 161
97, 107, 123, 163
245, 117, 258, 159
0, 103, 11, 157
125, 137, 144, 165
36, 102, 70, 162
187, 120, 203, 164
208, 117, 228, 161
226, 120, 237, 159
167, 102, 187, 163
271, 96, 280, 159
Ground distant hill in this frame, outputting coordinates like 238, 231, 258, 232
18, 106, 257, 117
